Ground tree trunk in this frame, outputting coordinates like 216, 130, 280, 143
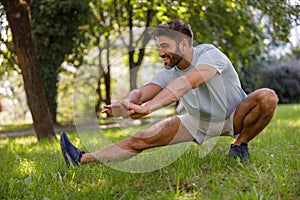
1, 0, 56, 140
95, 37, 112, 116
129, 64, 138, 90
127, 5, 152, 90
104, 37, 111, 105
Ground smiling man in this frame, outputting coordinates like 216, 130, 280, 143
60, 19, 278, 166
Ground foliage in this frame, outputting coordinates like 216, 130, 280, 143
1, 0, 299, 124
87, 0, 299, 97
249, 0, 300, 45
0, 0, 57, 140
0, 104, 299, 199
87, 0, 176, 113
291, 46, 300, 60
260, 59, 300, 104
0, 5, 19, 77
242, 45, 300, 100
30, 0, 90, 123
0, 5, 25, 124
185, 0, 299, 86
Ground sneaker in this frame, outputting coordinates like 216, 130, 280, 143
228, 144, 240, 159
239, 142, 250, 161
228, 142, 250, 162
60, 132, 85, 167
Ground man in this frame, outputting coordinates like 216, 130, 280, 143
60, 19, 278, 166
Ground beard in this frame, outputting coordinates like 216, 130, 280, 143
162, 47, 184, 70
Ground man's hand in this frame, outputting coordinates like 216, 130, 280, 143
101, 89, 142, 118
101, 101, 151, 119
101, 101, 135, 118
101, 83, 162, 118
127, 103, 150, 119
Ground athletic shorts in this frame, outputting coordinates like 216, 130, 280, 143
178, 111, 237, 144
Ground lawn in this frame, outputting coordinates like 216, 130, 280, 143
0, 104, 299, 199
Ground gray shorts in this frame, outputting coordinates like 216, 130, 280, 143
178, 111, 236, 144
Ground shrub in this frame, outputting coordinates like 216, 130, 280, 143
260, 59, 300, 104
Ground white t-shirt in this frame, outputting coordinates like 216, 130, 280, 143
151, 44, 247, 122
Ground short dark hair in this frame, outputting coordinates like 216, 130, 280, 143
152, 19, 193, 46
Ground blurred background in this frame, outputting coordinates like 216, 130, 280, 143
0, 0, 299, 127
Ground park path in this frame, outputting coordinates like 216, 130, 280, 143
0, 124, 118, 138
0, 117, 163, 138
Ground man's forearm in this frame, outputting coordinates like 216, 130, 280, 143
122, 89, 143, 105
122, 83, 162, 105
143, 76, 192, 113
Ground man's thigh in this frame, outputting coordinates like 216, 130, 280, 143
233, 88, 277, 134
132, 116, 194, 149
179, 113, 235, 144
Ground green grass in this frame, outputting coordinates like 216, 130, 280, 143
0, 104, 299, 199
0, 123, 33, 133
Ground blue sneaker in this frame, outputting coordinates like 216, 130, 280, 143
228, 142, 250, 162
60, 132, 85, 167
239, 143, 250, 161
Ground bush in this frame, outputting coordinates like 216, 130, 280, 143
260, 59, 300, 103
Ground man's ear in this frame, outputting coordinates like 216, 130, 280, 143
180, 39, 188, 51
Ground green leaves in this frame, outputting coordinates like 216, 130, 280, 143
30, 0, 90, 122
1, 0, 298, 122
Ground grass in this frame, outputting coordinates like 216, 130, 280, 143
0, 123, 33, 133
0, 104, 299, 199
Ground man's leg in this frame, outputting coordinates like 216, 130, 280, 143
233, 88, 278, 145
81, 116, 194, 164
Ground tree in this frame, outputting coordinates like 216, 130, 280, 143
88, 0, 114, 115
93, 0, 299, 94
88, 0, 162, 114
30, 0, 90, 124
120, 0, 154, 90
87, 0, 299, 113
184, 0, 299, 90
0, 0, 56, 140
3, 0, 296, 123
0, 5, 19, 80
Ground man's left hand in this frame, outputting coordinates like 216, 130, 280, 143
127, 103, 150, 119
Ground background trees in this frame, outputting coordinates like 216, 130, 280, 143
183, 0, 299, 90
0, 0, 299, 139
30, 0, 90, 124
0, 0, 55, 140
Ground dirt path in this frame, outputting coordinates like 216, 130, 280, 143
0, 117, 163, 138
0, 124, 118, 138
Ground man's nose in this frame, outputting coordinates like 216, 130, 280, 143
158, 49, 166, 57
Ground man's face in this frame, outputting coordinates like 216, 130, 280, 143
156, 36, 183, 69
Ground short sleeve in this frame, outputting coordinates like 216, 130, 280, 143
150, 69, 173, 88
195, 45, 228, 74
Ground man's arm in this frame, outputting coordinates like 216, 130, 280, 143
127, 83, 163, 105
129, 64, 217, 118
102, 82, 162, 117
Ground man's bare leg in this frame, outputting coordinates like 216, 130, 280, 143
233, 88, 278, 145
81, 116, 194, 164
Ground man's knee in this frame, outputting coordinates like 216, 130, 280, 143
128, 128, 163, 153
127, 130, 149, 153
259, 88, 278, 104
254, 88, 278, 112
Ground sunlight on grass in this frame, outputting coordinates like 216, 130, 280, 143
0, 104, 299, 199
293, 118, 300, 126
0, 138, 9, 145
19, 158, 36, 176
14, 137, 37, 145
104, 127, 130, 140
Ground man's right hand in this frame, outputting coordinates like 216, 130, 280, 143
101, 83, 162, 118
101, 101, 135, 118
